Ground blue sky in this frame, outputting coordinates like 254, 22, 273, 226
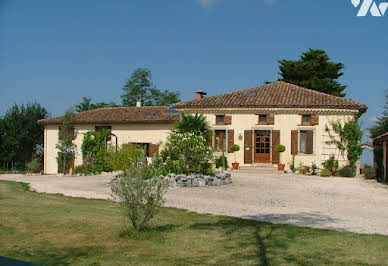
1, 0, 387, 162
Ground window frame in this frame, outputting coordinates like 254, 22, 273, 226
214, 130, 227, 152
299, 130, 314, 155
258, 114, 268, 124
216, 115, 225, 125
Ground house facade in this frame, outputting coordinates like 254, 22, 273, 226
38, 81, 366, 174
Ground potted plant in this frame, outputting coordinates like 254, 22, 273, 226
230, 144, 240, 170
275, 144, 286, 171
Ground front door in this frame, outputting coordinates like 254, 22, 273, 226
254, 130, 271, 163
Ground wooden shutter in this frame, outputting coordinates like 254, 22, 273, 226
244, 130, 253, 164
148, 143, 159, 157
311, 115, 319, 126
272, 130, 280, 164
291, 130, 298, 155
305, 131, 314, 154
266, 114, 275, 125
225, 115, 232, 125
227, 130, 234, 153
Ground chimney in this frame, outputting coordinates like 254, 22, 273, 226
195, 90, 207, 100
136, 99, 142, 107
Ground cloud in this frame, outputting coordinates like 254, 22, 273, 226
196, 0, 217, 8
264, 0, 276, 5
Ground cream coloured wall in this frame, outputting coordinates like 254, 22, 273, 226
384, 141, 387, 181
184, 109, 357, 170
43, 123, 173, 174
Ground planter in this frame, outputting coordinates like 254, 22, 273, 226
232, 163, 239, 170
278, 163, 285, 171
299, 169, 305, 175
331, 166, 337, 175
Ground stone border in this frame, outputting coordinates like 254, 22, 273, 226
165, 171, 232, 188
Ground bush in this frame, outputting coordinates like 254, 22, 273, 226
26, 157, 41, 173
275, 144, 286, 153
339, 166, 356, 177
108, 145, 144, 174
322, 155, 339, 172
110, 159, 166, 231
215, 154, 228, 169
159, 132, 214, 175
320, 168, 331, 177
364, 166, 376, 179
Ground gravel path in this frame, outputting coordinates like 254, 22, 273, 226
1, 172, 387, 235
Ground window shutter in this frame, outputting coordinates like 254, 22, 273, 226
291, 130, 298, 155
227, 130, 234, 153
244, 130, 253, 164
306, 131, 313, 154
266, 114, 275, 125
225, 115, 232, 125
311, 115, 319, 126
272, 130, 280, 164
148, 144, 159, 157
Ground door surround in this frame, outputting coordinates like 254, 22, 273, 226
254, 130, 271, 163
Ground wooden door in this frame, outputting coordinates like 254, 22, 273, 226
244, 130, 253, 164
254, 130, 271, 163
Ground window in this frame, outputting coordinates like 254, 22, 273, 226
216, 115, 225, 125
300, 130, 314, 154
258, 114, 268, 124
302, 115, 311, 124
214, 130, 226, 151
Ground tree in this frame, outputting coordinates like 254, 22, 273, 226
173, 113, 212, 142
277, 49, 347, 97
0, 103, 49, 170
121, 68, 180, 106
75, 97, 118, 112
56, 109, 76, 174
369, 91, 388, 180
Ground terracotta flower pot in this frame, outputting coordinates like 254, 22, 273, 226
299, 169, 305, 175
278, 163, 285, 171
232, 163, 239, 170
331, 166, 337, 175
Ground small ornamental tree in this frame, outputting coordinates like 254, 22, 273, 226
56, 109, 76, 174
159, 132, 214, 175
230, 144, 240, 163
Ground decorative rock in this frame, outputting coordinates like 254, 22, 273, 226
212, 179, 221, 186
197, 178, 206, 187
176, 180, 185, 187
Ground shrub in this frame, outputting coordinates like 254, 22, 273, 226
364, 166, 376, 179
275, 144, 286, 153
215, 154, 228, 169
110, 159, 166, 231
26, 157, 41, 173
108, 145, 144, 174
322, 155, 339, 172
339, 166, 356, 177
159, 132, 214, 175
320, 168, 331, 177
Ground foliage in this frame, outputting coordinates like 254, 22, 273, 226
0, 103, 49, 170
174, 113, 212, 142
158, 132, 214, 175
275, 144, 286, 153
338, 166, 356, 178
325, 120, 363, 168
73, 165, 87, 176
230, 144, 240, 163
26, 157, 41, 173
215, 154, 228, 169
277, 49, 346, 97
320, 168, 332, 177
80, 129, 113, 174
369, 91, 388, 180
364, 166, 376, 179
121, 68, 180, 106
56, 109, 76, 174
111, 159, 166, 231
322, 155, 339, 172
75, 97, 118, 112
108, 144, 144, 174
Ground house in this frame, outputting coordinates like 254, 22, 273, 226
38, 81, 367, 174
373, 132, 388, 182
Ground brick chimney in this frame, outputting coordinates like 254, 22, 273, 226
195, 90, 207, 100
136, 99, 142, 107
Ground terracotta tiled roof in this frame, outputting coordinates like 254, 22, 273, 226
373, 132, 388, 142
175, 81, 367, 111
38, 106, 179, 125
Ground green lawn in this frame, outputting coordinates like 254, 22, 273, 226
0, 181, 387, 265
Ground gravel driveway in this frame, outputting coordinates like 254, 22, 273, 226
1, 172, 387, 235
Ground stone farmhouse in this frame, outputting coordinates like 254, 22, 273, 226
38, 81, 367, 174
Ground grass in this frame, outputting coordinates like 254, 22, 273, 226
0, 181, 387, 265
